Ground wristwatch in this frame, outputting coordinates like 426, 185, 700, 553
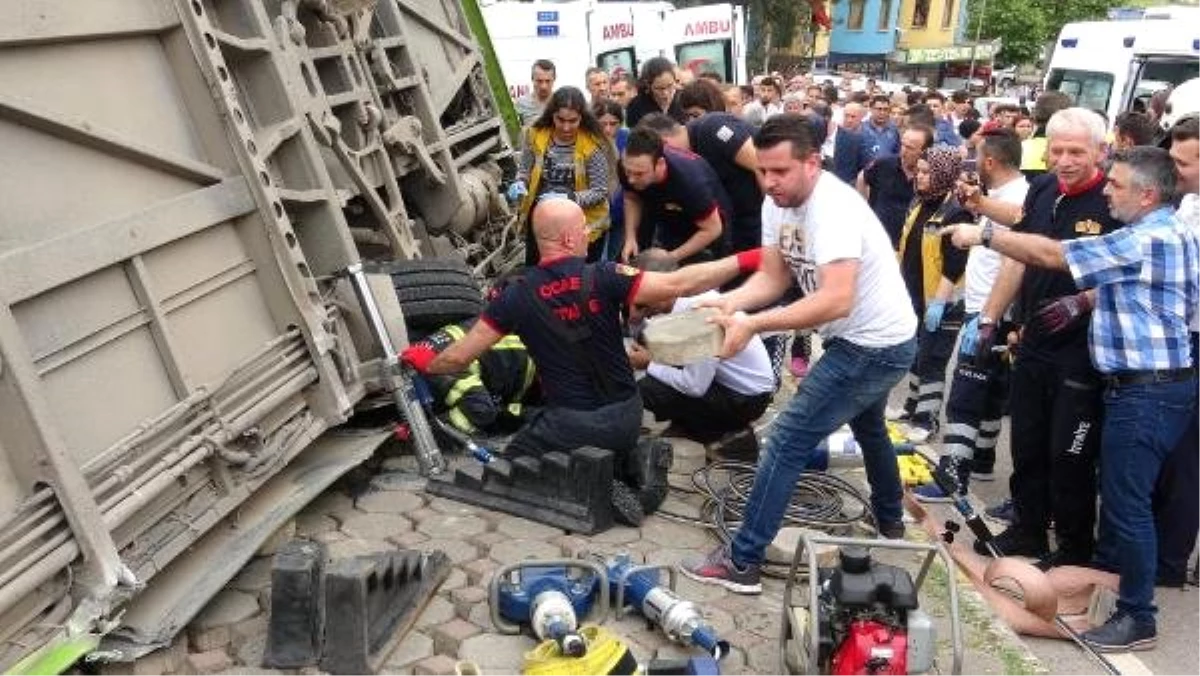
978, 316, 995, 326
980, 221, 995, 248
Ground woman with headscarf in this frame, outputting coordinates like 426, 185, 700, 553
624, 57, 686, 129
892, 146, 974, 443
512, 86, 617, 265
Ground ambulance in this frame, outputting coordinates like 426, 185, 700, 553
1044, 10, 1199, 125
667, 3, 748, 85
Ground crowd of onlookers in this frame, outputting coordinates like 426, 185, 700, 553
498, 55, 1197, 653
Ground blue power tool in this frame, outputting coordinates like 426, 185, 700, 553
489, 559, 609, 657
605, 554, 730, 661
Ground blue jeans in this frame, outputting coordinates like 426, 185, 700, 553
1099, 377, 1197, 625
731, 336, 917, 566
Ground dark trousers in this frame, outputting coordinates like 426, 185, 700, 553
639, 376, 771, 444
1154, 405, 1198, 582
506, 394, 642, 461
901, 301, 965, 429
1007, 349, 1103, 556
942, 313, 1010, 467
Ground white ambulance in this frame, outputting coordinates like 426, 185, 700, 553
667, 3, 747, 85
1044, 11, 1199, 124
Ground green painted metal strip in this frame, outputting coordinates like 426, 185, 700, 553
459, 0, 521, 141
6, 634, 99, 675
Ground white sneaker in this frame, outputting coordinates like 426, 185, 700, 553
885, 406, 909, 421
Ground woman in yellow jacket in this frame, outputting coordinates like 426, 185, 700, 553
509, 86, 617, 265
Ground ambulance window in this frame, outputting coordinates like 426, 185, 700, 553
676, 41, 732, 83
1045, 68, 1114, 115
597, 49, 636, 81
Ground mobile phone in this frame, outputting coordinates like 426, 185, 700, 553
962, 158, 978, 174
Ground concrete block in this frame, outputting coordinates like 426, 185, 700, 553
324, 537, 395, 561
186, 649, 232, 674
641, 307, 723, 366
430, 618, 481, 655
263, 539, 325, 669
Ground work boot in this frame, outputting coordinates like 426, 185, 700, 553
914, 455, 969, 503
974, 525, 1049, 558
705, 427, 759, 463
625, 437, 673, 514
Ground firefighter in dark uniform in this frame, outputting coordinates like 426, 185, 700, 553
420, 319, 538, 435
965, 108, 1121, 568
402, 198, 764, 524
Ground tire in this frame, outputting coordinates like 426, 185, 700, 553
382, 259, 484, 332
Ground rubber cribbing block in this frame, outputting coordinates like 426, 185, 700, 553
423, 446, 615, 534
263, 539, 327, 669
319, 549, 452, 674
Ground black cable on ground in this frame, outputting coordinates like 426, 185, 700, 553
656, 459, 879, 578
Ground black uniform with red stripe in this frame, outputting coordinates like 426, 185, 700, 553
619, 145, 732, 260
481, 257, 644, 458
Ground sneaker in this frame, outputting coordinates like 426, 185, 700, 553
679, 546, 762, 594
705, 428, 759, 463
885, 406, 910, 422
789, 356, 810, 379
1080, 612, 1157, 652
970, 465, 996, 482
905, 425, 935, 444
974, 525, 1049, 558
913, 481, 954, 503
914, 455, 968, 503
611, 480, 645, 527
985, 498, 1015, 524
878, 521, 906, 540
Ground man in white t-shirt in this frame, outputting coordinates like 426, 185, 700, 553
627, 251, 775, 453
679, 114, 918, 594
914, 129, 1028, 502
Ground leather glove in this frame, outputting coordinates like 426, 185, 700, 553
923, 300, 946, 333
1034, 291, 1094, 335
972, 320, 997, 366
506, 180, 528, 203
958, 315, 979, 358
400, 343, 438, 374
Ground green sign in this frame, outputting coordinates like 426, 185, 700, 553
903, 43, 998, 64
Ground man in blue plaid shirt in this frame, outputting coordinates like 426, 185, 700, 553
943, 145, 1199, 653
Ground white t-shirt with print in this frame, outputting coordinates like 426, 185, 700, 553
761, 171, 917, 347
962, 175, 1029, 313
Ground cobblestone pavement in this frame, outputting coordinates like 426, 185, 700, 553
107, 378, 1049, 675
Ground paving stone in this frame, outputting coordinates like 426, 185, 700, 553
416, 514, 489, 538
657, 495, 702, 520
638, 519, 712, 549
431, 618, 481, 655
339, 511, 413, 540
711, 593, 759, 617
766, 527, 840, 567
372, 468, 427, 492
465, 601, 497, 631
355, 489, 425, 515
743, 630, 781, 673
735, 607, 783, 641
310, 529, 348, 545
468, 531, 508, 550
235, 629, 267, 668
307, 490, 354, 518
494, 516, 564, 540
186, 649, 232, 674
457, 632, 533, 673
405, 507, 441, 524
553, 535, 592, 558
588, 526, 642, 545
440, 567, 468, 592
486, 538, 562, 565
188, 624, 231, 653
699, 605, 737, 637
229, 615, 269, 644
420, 538, 480, 564
389, 530, 431, 548
427, 496, 484, 516
670, 572, 731, 603
411, 655, 459, 675
415, 596, 457, 629
323, 537, 394, 560
717, 645, 748, 673
450, 586, 489, 620
461, 558, 498, 586
256, 520, 296, 557
383, 631, 434, 671
194, 589, 260, 630
228, 556, 273, 595
642, 546, 700, 568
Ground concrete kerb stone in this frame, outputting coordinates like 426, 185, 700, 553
324, 537, 396, 561
339, 511, 414, 540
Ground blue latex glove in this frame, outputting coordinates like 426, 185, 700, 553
958, 315, 979, 358
506, 180, 527, 202
923, 300, 946, 333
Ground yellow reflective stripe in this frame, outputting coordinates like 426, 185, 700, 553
445, 372, 483, 406
444, 324, 467, 340
448, 407, 477, 434
506, 402, 523, 417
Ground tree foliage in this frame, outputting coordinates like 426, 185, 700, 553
966, 0, 1123, 66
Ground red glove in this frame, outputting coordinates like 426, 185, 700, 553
736, 247, 764, 274
400, 343, 438, 374
1034, 291, 1094, 335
